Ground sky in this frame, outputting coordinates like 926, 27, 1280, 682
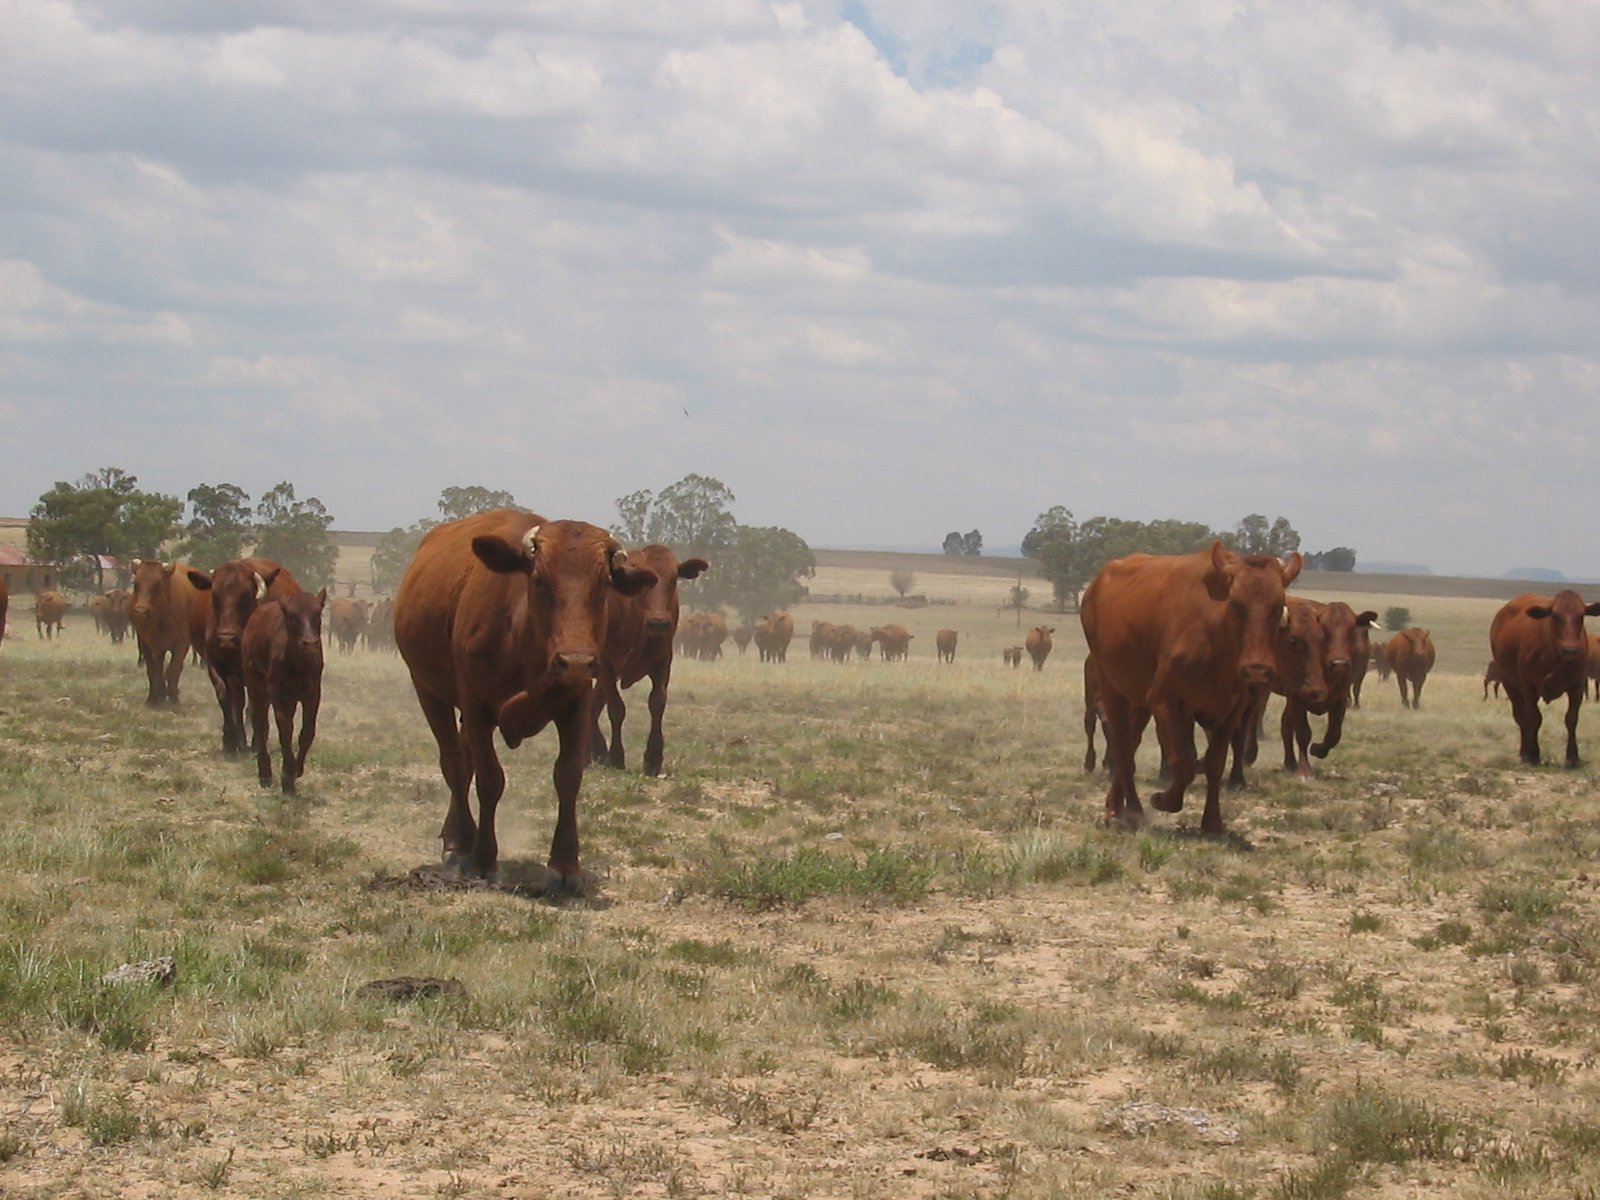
2, 1, 1597, 579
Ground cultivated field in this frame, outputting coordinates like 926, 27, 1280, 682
3, 561, 1600, 1199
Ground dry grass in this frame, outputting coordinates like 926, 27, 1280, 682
2, 562, 1600, 1198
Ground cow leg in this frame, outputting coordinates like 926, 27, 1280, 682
643, 666, 671, 777
1098, 690, 1142, 826
205, 662, 235, 753
1563, 688, 1583, 768
274, 700, 299, 795
225, 674, 249, 756
1412, 674, 1425, 710
587, 669, 619, 768
1279, 703, 1299, 773
461, 708, 505, 880
547, 702, 593, 891
139, 640, 165, 707
1082, 702, 1098, 773
1198, 723, 1233, 835
163, 650, 184, 705
608, 674, 631, 771
292, 689, 320, 788
1509, 687, 1540, 764
415, 692, 476, 869
1311, 703, 1346, 759
1147, 697, 1198, 814
248, 680, 273, 788
1291, 709, 1313, 781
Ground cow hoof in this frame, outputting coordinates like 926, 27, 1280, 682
441, 850, 472, 875
1309, 744, 1329, 759
1150, 790, 1183, 813
543, 866, 586, 896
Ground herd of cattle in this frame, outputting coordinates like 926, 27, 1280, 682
3, 524, 1600, 890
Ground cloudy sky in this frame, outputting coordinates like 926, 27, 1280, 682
3, 0, 1596, 578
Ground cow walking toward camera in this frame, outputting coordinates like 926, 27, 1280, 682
34, 590, 66, 640
936, 629, 958, 663
129, 560, 201, 705
395, 510, 658, 886
243, 588, 326, 793
1383, 628, 1435, 709
189, 558, 300, 755
1490, 591, 1600, 767
1024, 626, 1053, 671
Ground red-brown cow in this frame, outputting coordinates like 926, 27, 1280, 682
1083, 654, 1104, 771
328, 597, 370, 654
89, 593, 113, 635
244, 588, 327, 793
1383, 628, 1436, 709
1024, 626, 1053, 671
394, 510, 657, 885
871, 624, 913, 662
1490, 591, 1600, 767
936, 629, 958, 664
366, 596, 396, 652
852, 627, 874, 661
1348, 616, 1375, 708
1587, 635, 1600, 701
1261, 600, 1375, 781
732, 625, 753, 655
188, 558, 300, 755
1483, 659, 1502, 700
1080, 542, 1302, 834
755, 611, 794, 662
104, 589, 130, 645
590, 544, 708, 776
129, 560, 202, 706
34, 590, 67, 639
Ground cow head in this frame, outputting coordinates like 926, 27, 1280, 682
1277, 599, 1330, 706
188, 561, 273, 653
622, 544, 708, 637
1317, 603, 1378, 688
1207, 542, 1303, 686
472, 521, 658, 697
1526, 591, 1600, 660
280, 589, 328, 659
128, 558, 180, 623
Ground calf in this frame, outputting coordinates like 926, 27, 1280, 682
1384, 628, 1435, 709
936, 629, 958, 664
1490, 591, 1600, 767
34, 590, 66, 639
1024, 626, 1053, 671
244, 589, 327, 793
188, 558, 299, 755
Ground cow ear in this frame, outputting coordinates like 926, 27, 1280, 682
258, 567, 280, 596
472, 535, 533, 574
1281, 552, 1303, 586
1357, 611, 1378, 626
1585, 603, 1600, 618
186, 569, 212, 591
315, 588, 328, 610
1205, 541, 1235, 599
1528, 606, 1553, 620
678, 557, 710, 580
611, 564, 659, 597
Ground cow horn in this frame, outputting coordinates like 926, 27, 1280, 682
605, 535, 627, 567
253, 572, 267, 600
522, 526, 541, 558
131, 558, 143, 571
1280, 605, 1291, 628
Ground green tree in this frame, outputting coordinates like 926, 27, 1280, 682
26, 467, 182, 588
438, 485, 518, 522
174, 482, 253, 569
253, 482, 337, 588
614, 474, 738, 560
942, 531, 964, 555
371, 519, 437, 593
1023, 506, 1088, 610
1384, 606, 1411, 632
1024, 508, 1224, 611
961, 529, 983, 556
1233, 514, 1300, 557
1306, 547, 1357, 572
707, 525, 816, 625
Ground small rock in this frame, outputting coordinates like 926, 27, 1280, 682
354, 976, 466, 1002
102, 957, 176, 987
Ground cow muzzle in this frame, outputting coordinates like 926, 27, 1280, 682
1240, 662, 1275, 686
1559, 644, 1582, 659
551, 652, 598, 681
645, 618, 674, 635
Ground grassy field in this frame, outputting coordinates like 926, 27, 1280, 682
3, 562, 1600, 1198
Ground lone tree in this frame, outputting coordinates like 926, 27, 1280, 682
253, 482, 337, 589
438, 485, 518, 522
889, 569, 915, 598
174, 482, 253, 569
1232, 514, 1301, 557
27, 468, 182, 589
1305, 547, 1357, 572
942, 529, 983, 556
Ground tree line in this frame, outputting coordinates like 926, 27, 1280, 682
1021, 506, 1355, 611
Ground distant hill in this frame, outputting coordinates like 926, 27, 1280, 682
1503, 567, 1567, 583
1361, 561, 1434, 576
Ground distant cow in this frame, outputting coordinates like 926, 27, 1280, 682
1003, 646, 1023, 668
1490, 591, 1600, 767
34, 590, 67, 639
1588, 635, 1600, 700
808, 620, 836, 660
88, 593, 113, 635
733, 625, 753, 655
366, 596, 396, 652
1024, 626, 1053, 671
129, 560, 202, 705
754, 611, 794, 663
188, 558, 300, 755
871, 624, 913, 662
590, 545, 707, 776
678, 611, 728, 660
394, 510, 657, 885
1081, 542, 1302, 835
328, 597, 370, 654
244, 588, 327, 793
1483, 660, 1502, 700
104, 590, 131, 645
853, 627, 874, 661
936, 629, 958, 664
1383, 628, 1436, 709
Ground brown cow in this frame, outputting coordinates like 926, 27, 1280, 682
366, 595, 396, 651
104, 589, 131, 645
1587, 635, 1600, 701
754, 611, 794, 662
1483, 659, 1502, 700
34, 590, 67, 639
871, 624, 913, 662
678, 610, 728, 660
1383, 628, 1436, 709
1260, 600, 1375, 781
394, 510, 657, 885
590, 544, 708, 775
1490, 591, 1600, 767
808, 620, 835, 659
328, 597, 370, 654
243, 588, 327, 793
1348, 614, 1376, 708
130, 560, 201, 705
732, 625, 753, 655
1081, 542, 1302, 835
1003, 646, 1022, 667
1024, 626, 1053, 671
89, 593, 113, 634
1083, 654, 1104, 771
852, 627, 874, 662
936, 629, 958, 663
188, 558, 300, 755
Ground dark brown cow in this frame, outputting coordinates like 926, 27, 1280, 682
34, 590, 66, 639
1490, 591, 1600, 767
394, 510, 657, 885
366, 596, 396, 652
1261, 600, 1375, 781
188, 558, 300, 755
1383, 628, 1436, 709
104, 590, 131, 645
1024, 626, 1053, 671
808, 620, 835, 659
1483, 659, 1502, 700
755, 611, 794, 662
936, 629, 958, 663
732, 625, 753, 655
1081, 542, 1302, 834
871, 624, 913, 662
1083, 654, 1104, 771
328, 597, 370, 654
590, 544, 708, 776
1003, 646, 1022, 668
129, 560, 202, 705
1348, 613, 1376, 708
243, 588, 327, 793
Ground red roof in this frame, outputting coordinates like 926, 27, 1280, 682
0, 546, 34, 567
